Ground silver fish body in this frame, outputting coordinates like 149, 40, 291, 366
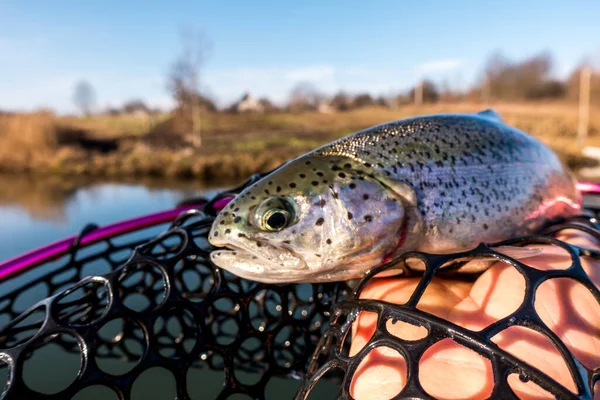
208, 110, 582, 283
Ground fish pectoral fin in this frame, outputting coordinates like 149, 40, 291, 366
436, 246, 544, 275
490, 245, 544, 260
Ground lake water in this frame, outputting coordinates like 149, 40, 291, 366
0, 176, 225, 262
0, 175, 339, 399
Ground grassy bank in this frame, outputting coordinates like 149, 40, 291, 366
1, 103, 599, 182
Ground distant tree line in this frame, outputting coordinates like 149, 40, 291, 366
71, 49, 599, 118
105, 99, 164, 116
269, 52, 599, 113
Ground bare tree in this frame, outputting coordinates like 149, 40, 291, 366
73, 81, 96, 116
481, 50, 563, 101
287, 82, 326, 112
330, 91, 352, 111
167, 28, 211, 148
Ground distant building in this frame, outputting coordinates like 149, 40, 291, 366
317, 101, 333, 114
233, 92, 264, 113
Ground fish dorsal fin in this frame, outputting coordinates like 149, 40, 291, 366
476, 109, 504, 123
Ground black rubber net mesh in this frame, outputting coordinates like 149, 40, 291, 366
0, 174, 596, 399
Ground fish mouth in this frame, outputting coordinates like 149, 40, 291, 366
209, 241, 309, 284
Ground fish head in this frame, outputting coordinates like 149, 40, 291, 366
208, 156, 412, 283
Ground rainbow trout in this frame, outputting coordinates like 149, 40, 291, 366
208, 110, 581, 283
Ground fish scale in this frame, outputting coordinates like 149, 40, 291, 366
208, 111, 581, 283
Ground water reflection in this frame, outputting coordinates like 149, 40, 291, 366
0, 174, 226, 262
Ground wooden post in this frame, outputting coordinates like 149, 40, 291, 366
481, 78, 491, 105
189, 67, 202, 148
415, 80, 423, 105
577, 66, 591, 148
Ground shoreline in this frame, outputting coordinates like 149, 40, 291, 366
2, 103, 599, 183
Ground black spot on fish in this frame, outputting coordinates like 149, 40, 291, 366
256, 242, 262, 247
483, 224, 488, 230
315, 199, 327, 207
364, 163, 372, 167
225, 229, 231, 234
299, 173, 306, 178
316, 171, 324, 177
222, 211, 229, 216
349, 183, 356, 189
219, 220, 225, 225
234, 216, 241, 223
332, 165, 341, 171
234, 207, 240, 212
322, 180, 328, 184
283, 240, 291, 244
315, 254, 321, 257
232, 252, 237, 256
264, 189, 270, 195
213, 232, 219, 237
316, 218, 324, 226
364, 215, 373, 222
268, 181, 273, 185
311, 181, 319, 186
326, 238, 332, 244
289, 183, 296, 188
348, 212, 353, 220
305, 160, 311, 165
276, 186, 282, 193
251, 196, 256, 200
338, 173, 346, 178
238, 233, 247, 238
344, 163, 351, 169
363, 194, 369, 200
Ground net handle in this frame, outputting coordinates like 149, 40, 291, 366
577, 181, 600, 194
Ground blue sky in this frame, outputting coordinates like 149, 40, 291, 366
1, 0, 599, 114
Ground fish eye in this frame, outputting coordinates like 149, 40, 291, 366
262, 209, 291, 231
255, 197, 297, 232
